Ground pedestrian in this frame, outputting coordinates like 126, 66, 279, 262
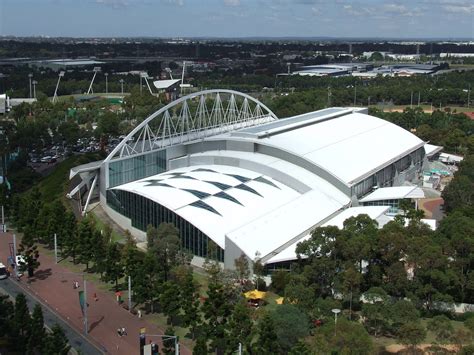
121, 327, 127, 336
138, 309, 142, 318
94, 293, 98, 301
73, 280, 77, 289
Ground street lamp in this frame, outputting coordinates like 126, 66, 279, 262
332, 308, 341, 337
32, 80, 38, 99
119, 79, 124, 94
28, 73, 33, 98
87, 67, 101, 95
53, 71, 65, 103
104, 72, 109, 94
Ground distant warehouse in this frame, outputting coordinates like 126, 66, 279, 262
29, 59, 105, 71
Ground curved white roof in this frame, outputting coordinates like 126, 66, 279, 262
114, 164, 350, 254
224, 110, 425, 186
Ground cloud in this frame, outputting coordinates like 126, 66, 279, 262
442, 4, 473, 14
95, 0, 130, 8
224, 0, 240, 6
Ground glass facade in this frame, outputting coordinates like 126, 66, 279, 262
106, 189, 224, 261
108, 150, 167, 188
352, 147, 425, 198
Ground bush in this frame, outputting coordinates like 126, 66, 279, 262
271, 270, 291, 295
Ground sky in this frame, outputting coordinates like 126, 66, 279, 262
0, 0, 473, 39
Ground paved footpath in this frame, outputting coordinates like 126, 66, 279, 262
0, 232, 192, 355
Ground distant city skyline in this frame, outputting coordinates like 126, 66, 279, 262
1, 0, 473, 40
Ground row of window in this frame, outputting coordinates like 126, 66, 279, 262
352, 147, 425, 198
108, 150, 167, 188
106, 189, 225, 261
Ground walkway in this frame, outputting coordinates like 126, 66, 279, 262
0, 232, 192, 355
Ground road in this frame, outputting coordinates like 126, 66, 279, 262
0, 278, 103, 354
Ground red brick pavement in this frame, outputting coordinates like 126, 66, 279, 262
0, 232, 192, 355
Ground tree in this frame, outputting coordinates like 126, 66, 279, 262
253, 252, 265, 291
159, 281, 181, 326
193, 336, 208, 355
61, 211, 78, 262
162, 327, 176, 355
103, 242, 124, 290
12, 293, 30, 337
76, 217, 100, 270
175, 266, 200, 339
227, 301, 253, 353
309, 318, 373, 355
253, 314, 280, 354
288, 340, 311, 355
17, 242, 40, 278
0, 294, 14, 337
27, 304, 46, 354
147, 223, 185, 282
10, 293, 30, 353
361, 287, 390, 336
341, 266, 362, 320
427, 315, 454, 344
201, 279, 233, 353
44, 324, 71, 355
270, 304, 310, 352
234, 254, 250, 281
271, 270, 291, 295
397, 321, 426, 351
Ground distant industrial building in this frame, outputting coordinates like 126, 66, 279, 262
30, 59, 105, 71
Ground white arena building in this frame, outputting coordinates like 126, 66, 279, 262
69, 90, 428, 269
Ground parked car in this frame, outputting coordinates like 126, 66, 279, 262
0, 262, 8, 280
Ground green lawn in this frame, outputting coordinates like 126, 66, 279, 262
373, 104, 473, 113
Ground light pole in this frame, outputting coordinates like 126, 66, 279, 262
468, 84, 471, 108
87, 67, 101, 95
104, 73, 108, 94
28, 73, 33, 98
119, 79, 124, 94
53, 71, 65, 103
332, 308, 341, 337
32, 80, 38, 99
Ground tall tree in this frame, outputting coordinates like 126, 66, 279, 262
253, 314, 280, 355
27, 304, 46, 354
227, 301, 254, 353
103, 242, 124, 290
44, 324, 71, 355
397, 321, 426, 351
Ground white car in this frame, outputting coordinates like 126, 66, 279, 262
16, 255, 26, 277
0, 263, 7, 280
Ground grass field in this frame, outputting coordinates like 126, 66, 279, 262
372, 104, 473, 113
32, 153, 103, 205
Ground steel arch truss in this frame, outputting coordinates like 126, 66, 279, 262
105, 89, 278, 162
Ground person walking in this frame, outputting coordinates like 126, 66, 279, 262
138, 309, 142, 318
93, 293, 98, 301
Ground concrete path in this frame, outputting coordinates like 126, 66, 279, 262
0, 231, 192, 355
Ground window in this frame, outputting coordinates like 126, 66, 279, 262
192, 168, 217, 173
189, 200, 222, 216
204, 180, 232, 190
169, 175, 197, 180
214, 191, 244, 206
254, 176, 280, 189
226, 174, 251, 183
106, 189, 224, 261
181, 189, 211, 199
234, 183, 262, 197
